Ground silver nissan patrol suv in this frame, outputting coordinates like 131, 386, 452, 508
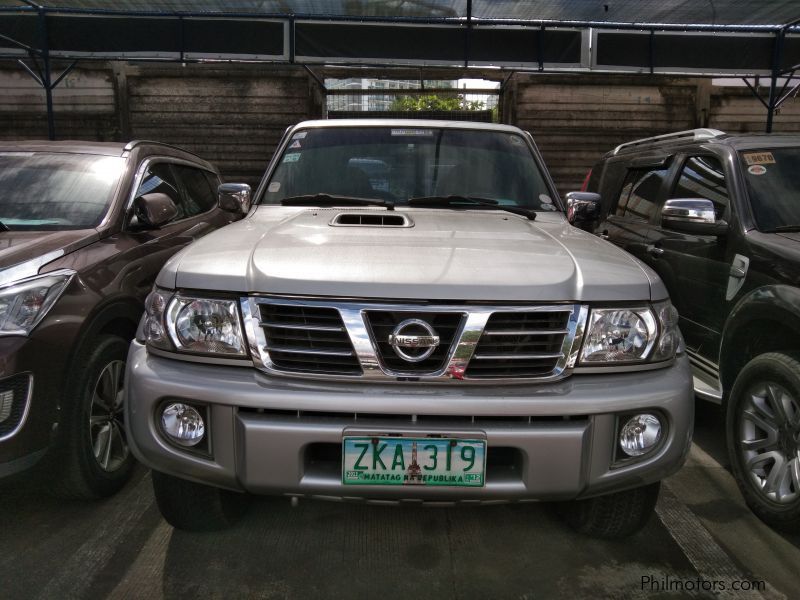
126, 120, 693, 538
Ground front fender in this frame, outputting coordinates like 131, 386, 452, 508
720, 284, 800, 389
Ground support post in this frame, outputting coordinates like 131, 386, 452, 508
36, 7, 55, 140
766, 29, 785, 133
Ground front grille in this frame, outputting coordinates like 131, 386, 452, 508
245, 298, 583, 381
0, 373, 31, 439
259, 303, 362, 375
466, 310, 572, 378
365, 311, 464, 373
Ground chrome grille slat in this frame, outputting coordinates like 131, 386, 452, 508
241, 298, 587, 382
260, 321, 345, 332
267, 347, 354, 357
472, 353, 564, 360
483, 329, 569, 336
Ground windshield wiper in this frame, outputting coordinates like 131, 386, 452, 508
407, 195, 536, 221
766, 225, 800, 233
280, 194, 394, 210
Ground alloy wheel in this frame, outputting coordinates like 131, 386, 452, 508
739, 381, 800, 504
88, 360, 129, 472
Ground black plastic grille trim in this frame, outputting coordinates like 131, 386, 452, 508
260, 304, 362, 375
466, 310, 572, 378
0, 373, 31, 438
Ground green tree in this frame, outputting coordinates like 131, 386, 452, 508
391, 94, 486, 112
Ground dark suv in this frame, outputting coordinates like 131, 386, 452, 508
0, 140, 246, 498
577, 129, 800, 531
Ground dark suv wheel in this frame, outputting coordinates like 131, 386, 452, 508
559, 482, 661, 538
727, 352, 800, 532
152, 471, 250, 531
51, 335, 135, 499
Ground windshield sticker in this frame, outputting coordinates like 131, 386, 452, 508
391, 129, 434, 137
539, 194, 553, 204
268, 181, 281, 192
289, 140, 302, 149
291, 131, 307, 139
283, 153, 301, 163
747, 165, 767, 175
743, 152, 775, 165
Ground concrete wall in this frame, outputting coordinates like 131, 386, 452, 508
1, 62, 797, 193
508, 73, 800, 193
0, 62, 323, 187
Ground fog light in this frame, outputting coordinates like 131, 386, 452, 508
161, 402, 205, 447
619, 413, 662, 457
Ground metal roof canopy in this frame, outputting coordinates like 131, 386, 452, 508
2, 1, 800, 138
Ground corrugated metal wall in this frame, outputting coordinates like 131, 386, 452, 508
1, 62, 798, 193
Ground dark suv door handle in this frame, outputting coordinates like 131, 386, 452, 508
646, 244, 664, 257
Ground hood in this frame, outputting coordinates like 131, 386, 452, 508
0, 229, 98, 274
160, 207, 661, 302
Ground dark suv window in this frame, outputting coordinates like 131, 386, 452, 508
173, 164, 218, 216
135, 162, 217, 223
614, 167, 669, 222
673, 155, 728, 219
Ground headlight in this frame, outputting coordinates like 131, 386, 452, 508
580, 301, 682, 364
581, 307, 657, 363
144, 288, 247, 356
0, 270, 74, 336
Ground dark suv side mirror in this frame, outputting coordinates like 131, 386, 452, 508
219, 183, 252, 215
661, 198, 728, 236
133, 192, 178, 228
565, 192, 602, 231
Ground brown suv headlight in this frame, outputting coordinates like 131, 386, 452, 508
144, 288, 247, 357
0, 270, 75, 336
580, 301, 682, 364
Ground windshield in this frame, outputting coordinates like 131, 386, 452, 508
260, 126, 558, 211
0, 152, 125, 230
739, 147, 800, 231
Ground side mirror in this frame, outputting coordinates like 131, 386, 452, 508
661, 198, 728, 236
565, 191, 602, 230
219, 183, 252, 215
133, 192, 177, 228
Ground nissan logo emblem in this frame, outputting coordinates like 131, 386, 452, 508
387, 319, 440, 363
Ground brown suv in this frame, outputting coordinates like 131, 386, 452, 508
0, 140, 246, 498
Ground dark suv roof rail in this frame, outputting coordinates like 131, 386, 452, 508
612, 128, 725, 155
122, 139, 203, 159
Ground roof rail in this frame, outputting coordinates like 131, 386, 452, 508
122, 139, 207, 161
611, 128, 725, 155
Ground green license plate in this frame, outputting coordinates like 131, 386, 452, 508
342, 436, 486, 487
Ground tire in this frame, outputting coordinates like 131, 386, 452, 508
726, 352, 800, 532
559, 482, 660, 539
50, 335, 135, 499
151, 470, 250, 531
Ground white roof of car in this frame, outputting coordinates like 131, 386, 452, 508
293, 119, 525, 133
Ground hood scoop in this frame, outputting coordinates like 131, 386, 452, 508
329, 212, 413, 228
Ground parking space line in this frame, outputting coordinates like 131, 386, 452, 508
34, 473, 155, 600
657, 482, 781, 600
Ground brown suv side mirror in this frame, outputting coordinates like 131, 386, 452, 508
218, 183, 252, 215
565, 191, 601, 231
133, 192, 178, 228
661, 198, 728, 236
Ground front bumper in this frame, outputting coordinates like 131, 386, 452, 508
126, 340, 694, 502
0, 335, 69, 478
